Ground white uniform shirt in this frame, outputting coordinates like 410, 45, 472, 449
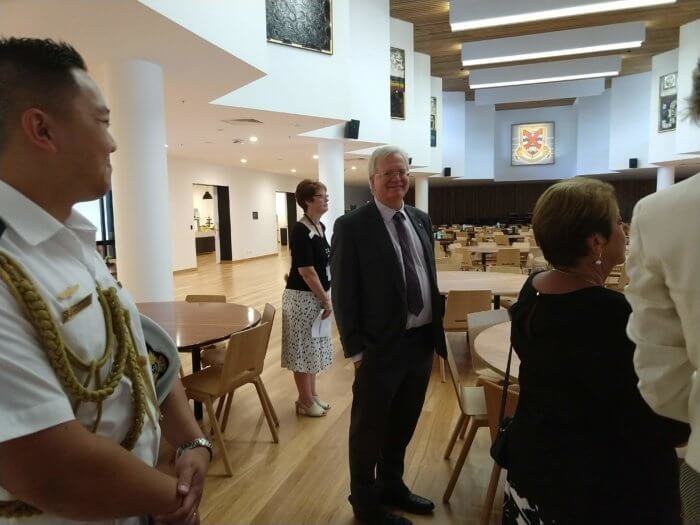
0, 180, 160, 525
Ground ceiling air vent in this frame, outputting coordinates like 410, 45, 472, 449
221, 118, 263, 126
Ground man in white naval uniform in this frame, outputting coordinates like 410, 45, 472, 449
0, 38, 209, 524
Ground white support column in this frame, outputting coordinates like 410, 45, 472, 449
656, 166, 675, 192
104, 60, 174, 302
317, 141, 345, 236
414, 173, 429, 213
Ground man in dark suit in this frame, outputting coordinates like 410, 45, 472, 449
331, 146, 446, 525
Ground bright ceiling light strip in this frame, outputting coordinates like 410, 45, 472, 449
451, 0, 675, 31
462, 41, 641, 66
471, 71, 619, 89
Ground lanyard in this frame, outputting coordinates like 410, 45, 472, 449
304, 214, 325, 240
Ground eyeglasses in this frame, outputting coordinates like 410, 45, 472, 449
314, 193, 329, 200
374, 169, 410, 178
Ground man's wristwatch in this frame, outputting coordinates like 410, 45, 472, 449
176, 437, 213, 462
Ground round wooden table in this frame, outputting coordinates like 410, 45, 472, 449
137, 301, 261, 418
437, 271, 527, 308
474, 321, 520, 380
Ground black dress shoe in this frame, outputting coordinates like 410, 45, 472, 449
354, 509, 413, 525
381, 492, 435, 515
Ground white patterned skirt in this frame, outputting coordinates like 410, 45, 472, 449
281, 289, 333, 373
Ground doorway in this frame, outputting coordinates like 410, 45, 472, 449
192, 184, 221, 263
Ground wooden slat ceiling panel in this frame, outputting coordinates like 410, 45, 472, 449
391, 0, 700, 105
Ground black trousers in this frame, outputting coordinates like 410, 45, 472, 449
348, 325, 434, 514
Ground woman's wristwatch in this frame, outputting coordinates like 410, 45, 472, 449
176, 437, 213, 462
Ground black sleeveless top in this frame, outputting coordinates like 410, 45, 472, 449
285, 220, 331, 292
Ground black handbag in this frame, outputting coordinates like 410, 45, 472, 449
489, 342, 515, 469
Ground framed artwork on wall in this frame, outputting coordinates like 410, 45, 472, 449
266, 0, 333, 55
511, 122, 555, 166
430, 96, 437, 147
658, 72, 677, 133
390, 47, 406, 119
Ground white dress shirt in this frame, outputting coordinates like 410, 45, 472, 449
0, 180, 159, 525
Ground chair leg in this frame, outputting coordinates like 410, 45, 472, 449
204, 397, 233, 477
220, 391, 235, 434
179, 366, 185, 378
444, 413, 467, 459
258, 378, 279, 427
439, 357, 447, 382
443, 417, 479, 503
254, 379, 279, 443
480, 462, 502, 525
215, 395, 226, 421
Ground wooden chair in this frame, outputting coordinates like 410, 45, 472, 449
450, 246, 478, 271
442, 337, 488, 503
202, 303, 280, 429
494, 234, 510, 246
436, 257, 462, 271
181, 321, 278, 477
479, 379, 520, 525
495, 248, 520, 267
466, 310, 510, 383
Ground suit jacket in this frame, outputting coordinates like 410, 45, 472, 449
330, 201, 446, 365
625, 173, 700, 470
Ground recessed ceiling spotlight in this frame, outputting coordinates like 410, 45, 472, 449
249, 136, 258, 142
313, 154, 319, 160
165, 144, 169, 148
291, 168, 297, 173
351, 166, 357, 170
241, 158, 248, 164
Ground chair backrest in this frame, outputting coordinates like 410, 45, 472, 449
260, 303, 276, 352
444, 290, 493, 331
437, 257, 462, 271
488, 265, 522, 274
511, 242, 530, 249
494, 235, 510, 246
496, 248, 520, 266
217, 322, 270, 394
466, 309, 510, 371
478, 241, 497, 247
481, 378, 520, 441
185, 294, 226, 303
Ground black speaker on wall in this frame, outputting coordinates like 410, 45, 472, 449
444, 167, 452, 177
408, 157, 413, 165
344, 119, 360, 139
629, 158, 638, 169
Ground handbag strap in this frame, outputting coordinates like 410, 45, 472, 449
497, 343, 514, 427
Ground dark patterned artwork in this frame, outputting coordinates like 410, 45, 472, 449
266, 0, 333, 55
430, 96, 437, 147
658, 72, 677, 132
391, 47, 405, 119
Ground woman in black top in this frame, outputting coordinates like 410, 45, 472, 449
503, 178, 689, 524
281, 180, 333, 417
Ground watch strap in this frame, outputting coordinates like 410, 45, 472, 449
176, 437, 213, 462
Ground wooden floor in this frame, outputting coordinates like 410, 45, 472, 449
168, 250, 504, 525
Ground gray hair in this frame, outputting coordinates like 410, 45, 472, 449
368, 145, 410, 178
689, 58, 700, 124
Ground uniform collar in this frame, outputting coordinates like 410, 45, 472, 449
374, 197, 406, 225
0, 179, 96, 247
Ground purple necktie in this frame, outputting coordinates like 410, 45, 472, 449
393, 212, 424, 316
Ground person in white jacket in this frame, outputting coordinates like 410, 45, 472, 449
626, 58, 700, 522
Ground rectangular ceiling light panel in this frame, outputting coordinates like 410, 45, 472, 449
462, 22, 644, 66
469, 55, 622, 89
450, 0, 675, 31
474, 78, 606, 105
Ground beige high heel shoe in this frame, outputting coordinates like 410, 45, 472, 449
295, 400, 327, 417
313, 396, 330, 411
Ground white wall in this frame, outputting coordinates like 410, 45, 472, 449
676, 19, 700, 155
427, 77, 444, 175
494, 105, 578, 182
647, 49, 696, 164
442, 92, 466, 179
390, 18, 417, 158
348, 0, 391, 144
169, 156, 302, 271
576, 90, 612, 175
411, 52, 432, 168
214, 0, 351, 121
609, 72, 652, 170
465, 101, 495, 180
